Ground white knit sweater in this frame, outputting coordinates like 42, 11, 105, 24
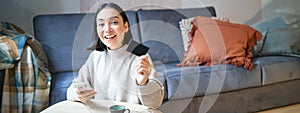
67, 45, 164, 108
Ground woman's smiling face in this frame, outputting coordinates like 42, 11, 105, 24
96, 7, 128, 50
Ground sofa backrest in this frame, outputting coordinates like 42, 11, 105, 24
32, 7, 216, 105
33, 7, 216, 75
137, 7, 216, 64
33, 11, 139, 105
33, 11, 138, 73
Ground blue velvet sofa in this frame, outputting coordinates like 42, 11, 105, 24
2, 6, 300, 113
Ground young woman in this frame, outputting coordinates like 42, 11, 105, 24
66, 3, 164, 109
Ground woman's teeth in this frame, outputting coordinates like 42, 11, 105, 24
105, 35, 115, 39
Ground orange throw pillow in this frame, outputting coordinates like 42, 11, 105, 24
177, 16, 262, 70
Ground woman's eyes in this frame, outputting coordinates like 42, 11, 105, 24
98, 21, 118, 27
110, 21, 118, 25
98, 23, 105, 27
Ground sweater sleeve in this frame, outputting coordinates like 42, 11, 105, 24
137, 55, 164, 109
66, 51, 96, 101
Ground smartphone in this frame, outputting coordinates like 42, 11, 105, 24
73, 82, 93, 91
126, 39, 149, 56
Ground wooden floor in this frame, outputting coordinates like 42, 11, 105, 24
257, 103, 300, 113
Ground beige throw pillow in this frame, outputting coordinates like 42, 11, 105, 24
179, 17, 195, 51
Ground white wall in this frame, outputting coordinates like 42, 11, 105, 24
181, 0, 262, 24
0, 0, 80, 35
83, 0, 262, 24
4, 0, 299, 35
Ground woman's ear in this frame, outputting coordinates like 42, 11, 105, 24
124, 22, 129, 33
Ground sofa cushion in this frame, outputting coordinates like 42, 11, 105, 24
34, 13, 92, 73
49, 72, 75, 106
177, 16, 262, 70
257, 27, 300, 56
179, 17, 230, 52
251, 17, 288, 58
152, 63, 168, 100
162, 62, 261, 100
255, 56, 300, 85
251, 17, 287, 36
144, 40, 179, 65
124, 11, 141, 42
179, 17, 195, 51
137, 7, 216, 64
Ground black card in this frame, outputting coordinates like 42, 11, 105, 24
126, 39, 149, 56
